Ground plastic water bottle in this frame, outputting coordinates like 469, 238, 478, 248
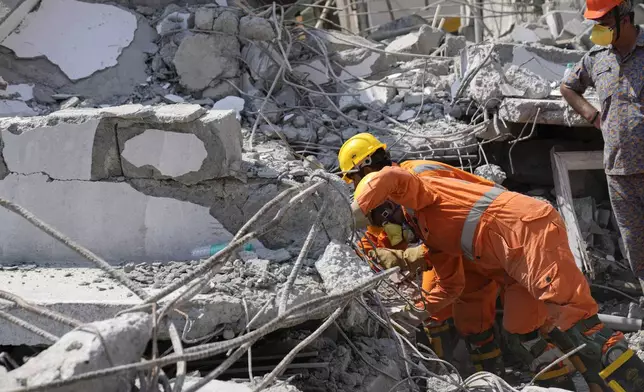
563, 63, 574, 81
191, 242, 254, 259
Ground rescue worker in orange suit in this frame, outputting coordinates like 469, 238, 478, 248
343, 134, 504, 371
339, 134, 576, 386
347, 159, 644, 391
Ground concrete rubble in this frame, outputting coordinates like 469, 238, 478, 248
0, 1, 643, 392
3, 312, 152, 391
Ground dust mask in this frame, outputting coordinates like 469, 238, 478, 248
383, 223, 404, 246
590, 24, 614, 46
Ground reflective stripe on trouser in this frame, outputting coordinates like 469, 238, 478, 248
461, 186, 504, 260
464, 328, 504, 375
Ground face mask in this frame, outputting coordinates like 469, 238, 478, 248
590, 24, 614, 46
383, 222, 404, 246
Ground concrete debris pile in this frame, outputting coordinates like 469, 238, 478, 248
3, 1, 644, 392
573, 196, 627, 274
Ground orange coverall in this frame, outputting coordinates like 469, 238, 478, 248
357, 160, 498, 326
355, 166, 598, 334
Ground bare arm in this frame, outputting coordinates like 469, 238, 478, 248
560, 84, 601, 129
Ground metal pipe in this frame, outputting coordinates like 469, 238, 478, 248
473, 0, 484, 43
598, 314, 643, 333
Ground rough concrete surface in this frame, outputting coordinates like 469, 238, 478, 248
385, 24, 444, 60
6, 312, 151, 392
315, 241, 372, 295
117, 109, 243, 184
338, 81, 395, 111
2, 0, 137, 80
504, 64, 551, 99
212, 10, 240, 34
239, 15, 275, 41
174, 34, 241, 91
499, 97, 600, 125
334, 47, 394, 81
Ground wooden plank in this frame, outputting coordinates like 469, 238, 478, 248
550, 149, 603, 277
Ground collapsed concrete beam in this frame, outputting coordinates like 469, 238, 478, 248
5, 312, 151, 391
498, 97, 600, 126
0, 104, 243, 183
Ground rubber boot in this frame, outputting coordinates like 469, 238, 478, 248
565, 314, 644, 392
465, 328, 505, 376
506, 330, 576, 390
547, 327, 610, 392
424, 319, 456, 363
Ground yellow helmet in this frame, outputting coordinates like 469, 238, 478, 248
338, 133, 387, 183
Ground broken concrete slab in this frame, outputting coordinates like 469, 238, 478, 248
6, 312, 151, 392
512, 23, 555, 45
315, 241, 372, 295
333, 47, 395, 81
308, 29, 380, 53
369, 14, 428, 41
0, 83, 33, 100
242, 42, 283, 86
213, 10, 240, 34
1, 119, 109, 180
212, 97, 244, 121
117, 109, 243, 184
174, 33, 241, 91
0, 173, 232, 263
0, 259, 253, 345
195, 6, 217, 30
239, 15, 275, 41
474, 164, 507, 185
338, 81, 395, 111
499, 97, 600, 126
0, 14, 155, 104
444, 35, 466, 57
504, 64, 551, 99
293, 58, 334, 85
0, 0, 39, 44
156, 10, 190, 36
0, 99, 35, 117
385, 25, 444, 61
203, 78, 240, 100
2, 0, 137, 81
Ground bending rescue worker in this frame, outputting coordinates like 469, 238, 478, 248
339, 132, 644, 391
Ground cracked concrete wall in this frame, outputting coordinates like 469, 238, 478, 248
0, 104, 348, 264
0, 104, 247, 264
0, 7, 156, 105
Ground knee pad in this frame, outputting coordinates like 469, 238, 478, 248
465, 328, 504, 376
422, 319, 456, 361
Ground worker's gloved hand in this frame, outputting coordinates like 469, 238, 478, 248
368, 248, 405, 269
368, 246, 427, 274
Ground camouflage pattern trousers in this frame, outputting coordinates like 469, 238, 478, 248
608, 174, 644, 279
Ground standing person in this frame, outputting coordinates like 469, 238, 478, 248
560, 0, 644, 290
350, 166, 644, 391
